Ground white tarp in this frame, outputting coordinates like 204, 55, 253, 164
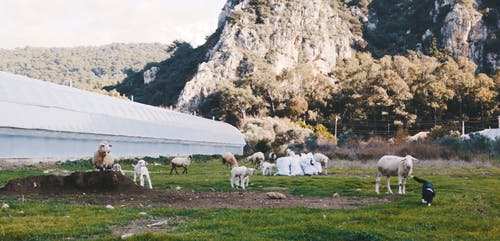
300, 153, 319, 176
275, 153, 322, 176
462, 128, 500, 141
290, 155, 304, 176
274, 157, 291, 176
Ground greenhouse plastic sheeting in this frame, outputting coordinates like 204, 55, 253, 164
0, 71, 245, 158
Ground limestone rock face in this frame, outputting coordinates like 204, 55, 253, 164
176, 0, 354, 111
436, 1, 498, 71
143, 66, 160, 84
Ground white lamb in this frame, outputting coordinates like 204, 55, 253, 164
246, 152, 265, 168
230, 166, 255, 190
134, 160, 153, 189
92, 141, 114, 171
111, 163, 124, 175
375, 155, 416, 195
170, 155, 193, 175
222, 152, 239, 168
260, 161, 276, 176
313, 153, 330, 175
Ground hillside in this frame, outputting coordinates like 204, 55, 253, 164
0, 43, 170, 93
109, 0, 499, 132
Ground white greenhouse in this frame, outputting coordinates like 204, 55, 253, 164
0, 71, 245, 159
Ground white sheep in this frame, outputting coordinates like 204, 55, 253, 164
170, 155, 193, 175
313, 153, 330, 175
245, 152, 265, 168
230, 166, 255, 190
260, 161, 276, 176
375, 155, 416, 195
134, 160, 153, 189
111, 163, 124, 175
92, 141, 114, 171
222, 152, 239, 168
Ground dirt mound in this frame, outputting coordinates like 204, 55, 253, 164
0, 171, 147, 194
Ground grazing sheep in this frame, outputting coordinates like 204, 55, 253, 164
268, 152, 277, 162
230, 166, 255, 190
170, 155, 193, 175
375, 155, 416, 195
245, 152, 265, 168
134, 160, 153, 189
313, 153, 330, 175
222, 152, 239, 168
111, 163, 124, 175
260, 161, 276, 176
92, 141, 114, 171
285, 148, 295, 157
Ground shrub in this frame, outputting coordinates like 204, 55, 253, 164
462, 134, 492, 154
255, 139, 271, 153
338, 129, 360, 149
492, 137, 500, 156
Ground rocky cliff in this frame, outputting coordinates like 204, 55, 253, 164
433, 0, 498, 73
176, 0, 355, 111
112, 0, 498, 111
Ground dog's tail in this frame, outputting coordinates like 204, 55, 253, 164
413, 176, 428, 183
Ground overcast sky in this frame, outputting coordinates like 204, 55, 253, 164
0, 0, 227, 49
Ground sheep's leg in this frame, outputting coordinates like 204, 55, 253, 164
169, 165, 175, 175
400, 177, 406, 195
386, 176, 393, 194
183, 166, 187, 174
375, 172, 382, 194
133, 173, 137, 183
230, 176, 235, 188
140, 175, 145, 187
240, 176, 246, 190
398, 176, 404, 194
146, 174, 153, 189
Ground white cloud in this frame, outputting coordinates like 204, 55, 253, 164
0, 0, 226, 49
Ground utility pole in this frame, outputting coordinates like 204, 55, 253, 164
462, 121, 465, 136
334, 115, 339, 138
498, 116, 500, 128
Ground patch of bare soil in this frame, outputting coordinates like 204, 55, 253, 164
0, 172, 396, 209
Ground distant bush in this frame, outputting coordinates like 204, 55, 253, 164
241, 117, 314, 154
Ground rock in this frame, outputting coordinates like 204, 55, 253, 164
332, 192, 340, 198
266, 192, 287, 199
106, 204, 114, 209
176, 0, 353, 111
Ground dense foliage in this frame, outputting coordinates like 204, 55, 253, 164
0, 43, 170, 93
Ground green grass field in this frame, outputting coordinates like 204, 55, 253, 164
0, 157, 498, 240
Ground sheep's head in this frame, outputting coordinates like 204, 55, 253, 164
98, 141, 112, 154
247, 168, 255, 175
401, 155, 416, 170
112, 163, 122, 171
188, 155, 193, 160
137, 159, 146, 167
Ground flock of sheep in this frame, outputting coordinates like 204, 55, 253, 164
92, 141, 418, 198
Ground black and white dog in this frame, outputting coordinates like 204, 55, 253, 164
413, 176, 435, 206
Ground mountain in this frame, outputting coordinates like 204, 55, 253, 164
0, 43, 170, 92
112, 0, 498, 112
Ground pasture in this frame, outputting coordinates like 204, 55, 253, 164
0, 157, 498, 240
